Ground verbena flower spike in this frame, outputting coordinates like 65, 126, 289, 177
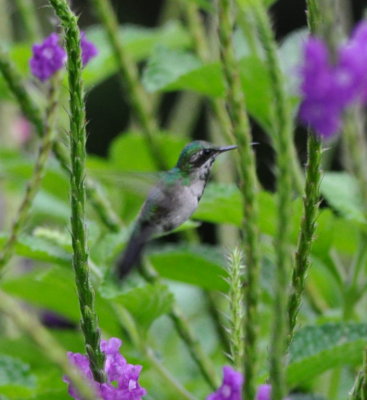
80, 32, 98, 66
30, 31, 97, 82
299, 20, 367, 138
30, 33, 67, 81
64, 338, 147, 400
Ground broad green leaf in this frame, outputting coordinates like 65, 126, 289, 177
287, 323, 367, 385
315, 209, 359, 256
83, 21, 191, 88
0, 355, 36, 397
320, 172, 366, 225
194, 183, 242, 225
0, 233, 71, 265
103, 283, 174, 332
195, 184, 303, 241
1, 267, 120, 336
142, 47, 202, 93
142, 50, 273, 129
32, 191, 70, 222
307, 257, 343, 308
0, 152, 68, 201
148, 244, 228, 291
108, 132, 187, 171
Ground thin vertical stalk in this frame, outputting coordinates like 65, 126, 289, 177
217, 0, 260, 398
0, 76, 60, 272
248, 5, 303, 195
0, 49, 121, 232
226, 248, 244, 371
287, 0, 323, 342
48, 0, 105, 382
140, 259, 218, 389
14, 0, 41, 42
250, 2, 294, 399
288, 134, 321, 340
205, 291, 231, 356
89, 0, 166, 169
0, 290, 99, 400
350, 348, 367, 400
181, 0, 234, 143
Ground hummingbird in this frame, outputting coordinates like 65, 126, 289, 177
116, 140, 237, 279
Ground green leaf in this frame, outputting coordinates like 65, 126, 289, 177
0, 355, 36, 397
194, 183, 242, 226
0, 233, 71, 265
148, 244, 228, 291
195, 183, 305, 245
108, 132, 187, 171
320, 172, 366, 225
104, 283, 174, 332
142, 50, 273, 130
1, 267, 120, 336
0, 152, 68, 201
287, 323, 367, 386
142, 47, 202, 92
83, 21, 191, 88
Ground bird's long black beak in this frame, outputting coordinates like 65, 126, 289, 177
218, 145, 238, 152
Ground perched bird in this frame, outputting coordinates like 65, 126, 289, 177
116, 140, 237, 279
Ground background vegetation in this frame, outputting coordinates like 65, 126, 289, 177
0, 0, 367, 399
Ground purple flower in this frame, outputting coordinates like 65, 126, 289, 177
298, 38, 344, 138
207, 366, 243, 400
30, 33, 67, 82
298, 20, 367, 139
206, 367, 292, 400
256, 384, 272, 400
81, 32, 98, 66
63, 337, 146, 400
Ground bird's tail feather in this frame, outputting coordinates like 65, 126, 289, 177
116, 224, 154, 280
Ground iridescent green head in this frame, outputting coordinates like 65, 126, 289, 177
176, 141, 237, 173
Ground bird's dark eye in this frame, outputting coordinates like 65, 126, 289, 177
203, 149, 211, 155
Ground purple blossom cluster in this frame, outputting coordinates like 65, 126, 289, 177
30, 32, 97, 82
299, 21, 367, 139
64, 338, 146, 400
206, 366, 277, 400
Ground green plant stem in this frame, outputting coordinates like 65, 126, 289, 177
90, 0, 166, 169
181, 0, 234, 144
48, 0, 106, 383
350, 348, 367, 400
217, 0, 260, 397
250, 5, 303, 195
0, 290, 99, 400
0, 48, 122, 232
226, 248, 244, 371
0, 76, 61, 272
141, 259, 218, 389
287, 0, 323, 338
250, 2, 295, 399
14, 0, 41, 42
288, 134, 322, 341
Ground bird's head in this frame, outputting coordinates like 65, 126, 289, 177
176, 141, 237, 174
